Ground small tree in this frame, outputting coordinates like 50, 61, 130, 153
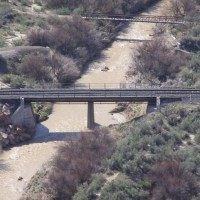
148, 159, 199, 200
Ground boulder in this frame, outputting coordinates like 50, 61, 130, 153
0, 132, 8, 139
101, 66, 110, 72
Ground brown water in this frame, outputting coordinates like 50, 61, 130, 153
0, 1, 168, 199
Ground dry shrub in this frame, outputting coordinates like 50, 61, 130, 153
169, 0, 198, 17
127, 37, 186, 82
27, 16, 101, 60
50, 16, 101, 57
27, 29, 50, 47
148, 159, 199, 200
45, 129, 114, 200
19, 55, 52, 82
50, 53, 80, 84
17, 52, 81, 84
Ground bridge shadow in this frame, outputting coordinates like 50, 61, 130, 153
31, 124, 83, 143
115, 37, 152, 43
32, 122, 102, 143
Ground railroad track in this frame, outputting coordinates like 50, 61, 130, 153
0, 88, 199, 102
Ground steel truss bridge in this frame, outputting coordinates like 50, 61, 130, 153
81, 14, 185, 24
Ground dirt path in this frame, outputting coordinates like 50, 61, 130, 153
0, 1, 168, 199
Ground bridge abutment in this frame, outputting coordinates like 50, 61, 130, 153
11, 103, 36, 133
87, 102, 95, 129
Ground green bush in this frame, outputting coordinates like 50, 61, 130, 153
1, 74, 25, 88
195, 130, 200, 144
73, 174, 106, 200
32, 102, 52, 122
99, 174, 149, 200
55, 7, 70, 15
0, 39, 6, 47
180, 109, 200, 134
20, 0, 29, 6
13, 39, 25, 46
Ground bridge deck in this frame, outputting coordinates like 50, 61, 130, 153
81, 14, 184, 24
0, 88, 199, 102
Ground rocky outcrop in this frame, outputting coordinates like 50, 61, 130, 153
0, 124, 31, 147
0, 102, 35, 148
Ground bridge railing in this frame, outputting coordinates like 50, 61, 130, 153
0, 82, 196, 90
61, 82, 192, 90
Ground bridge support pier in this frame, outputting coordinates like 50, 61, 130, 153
11, 102, 36, 133
156, 96, 161, 111
87, 102, 95, 129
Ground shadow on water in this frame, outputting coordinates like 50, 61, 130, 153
30, 124, 83, 143
31, 122, 102, 144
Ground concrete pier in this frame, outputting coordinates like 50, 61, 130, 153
87, 102, 95, 129
11, 103, 36, 133
156, 96, 161, 111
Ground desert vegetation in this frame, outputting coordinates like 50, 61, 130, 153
127, 0, 200, 87
74, 104, 200, 200
127, 37, 187, 83
176, 0, 200, 87
0, 0, 161, 89
21, 129, 114, 200
21, 104, 200, 200
2, 1, 200, 200
45, 0, 161, 14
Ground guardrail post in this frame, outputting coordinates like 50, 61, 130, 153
87, 102, 95, 129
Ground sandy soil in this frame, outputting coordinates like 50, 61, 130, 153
0, 1, 168, 199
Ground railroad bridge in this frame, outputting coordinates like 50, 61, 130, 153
1, 85, 200, 129
81, 14, 185, 24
